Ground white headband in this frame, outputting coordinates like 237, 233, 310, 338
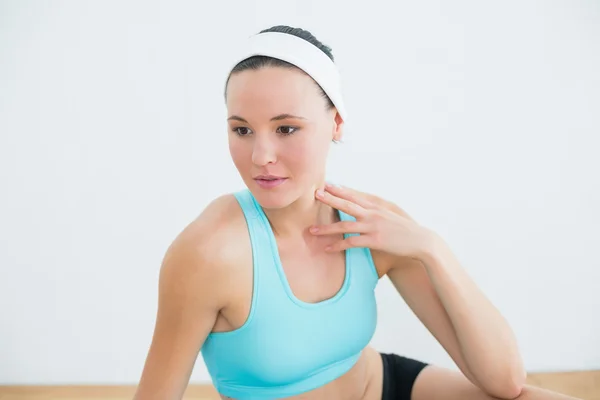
227, 32, 347, 122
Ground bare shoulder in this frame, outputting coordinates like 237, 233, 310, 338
135, 193, 248, 399
164, 193, 248, 289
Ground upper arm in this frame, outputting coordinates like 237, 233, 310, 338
134, 199, 232, 400
387, 254, 481, 386
381, 199, 481, 384
342, 186, 479, 381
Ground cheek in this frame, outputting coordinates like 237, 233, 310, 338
287, 135, 329, 170
228, 140, 248, 169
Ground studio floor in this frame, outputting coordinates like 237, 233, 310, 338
0, 371, 599, 400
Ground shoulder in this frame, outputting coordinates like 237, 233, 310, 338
159, 193, 249, 306
180, 192, 247, 255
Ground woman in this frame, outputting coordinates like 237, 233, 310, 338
135, 26, 577, 400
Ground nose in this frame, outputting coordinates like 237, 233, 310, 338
251, 135, 277, 166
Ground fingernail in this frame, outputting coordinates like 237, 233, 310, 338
316, 189, 325, 198
310, 226, 319, 233
325, 245, 332, 251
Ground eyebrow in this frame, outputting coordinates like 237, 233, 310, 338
227, 113, 307, 123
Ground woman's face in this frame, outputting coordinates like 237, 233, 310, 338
226, 66, 343, 209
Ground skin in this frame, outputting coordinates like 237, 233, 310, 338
134, 65, 579, 400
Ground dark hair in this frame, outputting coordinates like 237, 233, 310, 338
225, 25, 335, 111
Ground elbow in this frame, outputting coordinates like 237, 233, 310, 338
511, 370, 528, 398
506, 360, 527, 399
483, 366, 527, 399
484, 381, 524, 400
499, 380, 526, 400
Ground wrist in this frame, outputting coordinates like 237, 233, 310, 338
416, 229, 447, 268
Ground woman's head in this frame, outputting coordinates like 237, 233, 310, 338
225, 26, 345, 209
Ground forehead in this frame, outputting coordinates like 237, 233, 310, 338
226, 66, 323, 117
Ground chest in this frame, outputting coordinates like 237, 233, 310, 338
277, 238, 347, 304
204, 231, 382, 389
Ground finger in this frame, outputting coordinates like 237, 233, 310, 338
310, 221, 367, 236
325, 234, 370, 252
315, 188, 367, 218
328, 184, 415, 222
324, 183, 376, 210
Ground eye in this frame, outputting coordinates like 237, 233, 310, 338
277, 126, 298, 136
233, 127, 252, 136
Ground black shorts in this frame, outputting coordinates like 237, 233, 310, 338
380, 353, 429, 400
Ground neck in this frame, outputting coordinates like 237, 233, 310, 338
262, 185, 339, 239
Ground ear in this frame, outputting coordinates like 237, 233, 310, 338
332, 110, 345, 142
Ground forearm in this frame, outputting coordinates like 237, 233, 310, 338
419, 232, 526, 397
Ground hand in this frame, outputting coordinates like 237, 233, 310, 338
310, 183, 434, 260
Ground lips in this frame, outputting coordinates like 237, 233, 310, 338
254, 175, 285, 180
254, 175, 288, 189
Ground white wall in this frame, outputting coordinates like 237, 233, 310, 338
1, 0, 599, 385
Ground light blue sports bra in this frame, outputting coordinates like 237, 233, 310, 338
200, 189, 379, 399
